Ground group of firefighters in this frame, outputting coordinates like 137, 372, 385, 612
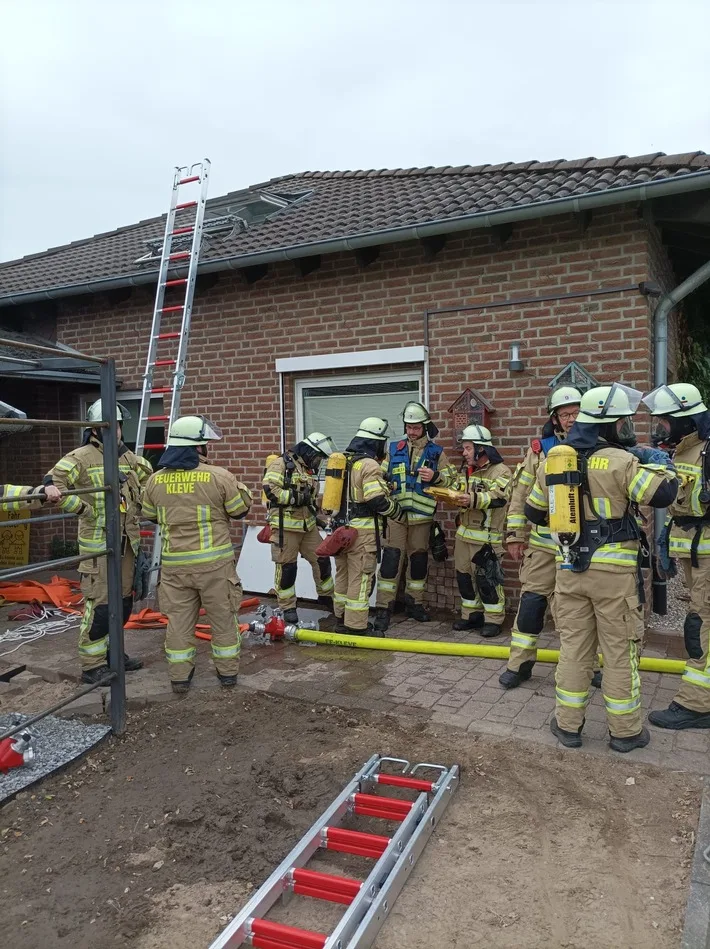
3, 376, 710, 754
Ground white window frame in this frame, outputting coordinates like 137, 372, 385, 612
294, 369, 422, 444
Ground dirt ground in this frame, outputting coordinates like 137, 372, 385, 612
0, 689, 700, 949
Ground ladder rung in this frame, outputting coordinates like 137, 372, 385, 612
140, 530, 155, 537
353, 805, 407, 822
169, 251, 190, 261
151, 387, 172, 394
156, 333, 181, 340
143, 443, 165, 450
178, 174, 200, 185
374, 773, 435, 793
249, 918, 326, 949
164, 278, 188, 287
161, 305, 184, 313
291, 869, 361, 905
352, 793, 413, 815
153, 359, 176, 367
176, 201, 197, 210
146, 415, 169, 421
322, 826, 390, 858
172, 225, 194, 236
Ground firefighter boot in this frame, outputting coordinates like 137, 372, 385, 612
453, 612, 484, 631
283, 609, 299, 625
591, 670, 603, 689
404, 595, 430, 623
648, 702, 710, 730
218, 673, 238, 688
499, 660, 535, 690
609, 726, 650, 753
171, 668, 195, 695
550, 716, 584, 748
81, 654, 142, 685
318, 595, 334, 613
124, 654, 143, 672
373, 607, 390, 634
480, 623, 503, 638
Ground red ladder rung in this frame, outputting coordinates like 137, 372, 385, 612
175, 201, 197, 211
151, 387, 172, 394
292, 883, 355, 906
156, 333, 181, 340
353, 804, 407, 822
353, 792, 413, 814
292, 868, 361, 898
160, 305, 184, 313
169, 251, 190, 261
178, 174, 200, 185
164, 278, 188, 287
321, 826, 390, 858
154, 359, 176, 367
140, 530, 154, 537
171, 225, 194, 236
143, 443, 166, 450
375, 773, 435, 793
147, 415, 169, 421
249, 918, 327, 949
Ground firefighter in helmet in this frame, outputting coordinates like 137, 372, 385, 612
499, 386, 594, 688
450, 424, 512, 636
645, 383, 710, 730
43, 399, 152, 683
525, 384, 677, 752
333, 417, 406, 634
263, 432, 337, 623
373, 402, 457, 632
141, 415, 252, 693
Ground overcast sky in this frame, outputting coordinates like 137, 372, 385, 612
1, 0, 709, 263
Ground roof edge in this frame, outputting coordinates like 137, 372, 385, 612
2, 169, 710, 308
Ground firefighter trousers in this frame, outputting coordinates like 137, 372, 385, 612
78, 550, 135, 671
555, 567, 643, 739
334, 530, 376, 631
270, 528, 334, 610
506, 547, 602, 676
675, 557, 710, 713
375, 518, 431, 610
454, 539, 505, 626
159, 560, 242, 682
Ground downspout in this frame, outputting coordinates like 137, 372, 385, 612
652, 258, 710, 614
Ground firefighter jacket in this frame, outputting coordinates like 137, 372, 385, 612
506, 434, 560, 554
142, 461, 252, 570
47, 439, 152, 562
667, 432, 710, 560
347, 454, 399, 532
0, 485, 44, 511
526, 444, 678, 572
383, 435, 458, 523
455, 460, 512, 546
263, 453, 318, 533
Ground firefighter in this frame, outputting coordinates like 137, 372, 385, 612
333, 417, 406, 635
646, 383, 710, 730
43, 400, 152, 683
525, 384, 677, 752
0, 485, 45, 510
373, 402, 457, 632
141, 416, 252, 693
499, 386, 586, 688
263, 432, 337, 623
451, 425, 512, 636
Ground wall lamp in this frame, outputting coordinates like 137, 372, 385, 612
508, 342, 525, 372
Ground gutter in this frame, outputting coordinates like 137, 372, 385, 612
2, 170, 710, 308
651, 257, 710, 614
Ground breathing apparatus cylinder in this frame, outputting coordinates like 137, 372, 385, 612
321, 452, 347, 513
261, 453, 280, 505
545, 444, 581, 569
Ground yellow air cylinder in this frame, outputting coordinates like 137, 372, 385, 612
261, 453, 280, 506
545, 443, 581, 568
321, 452, 347, 513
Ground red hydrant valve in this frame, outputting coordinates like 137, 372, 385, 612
0, 730, 35, 774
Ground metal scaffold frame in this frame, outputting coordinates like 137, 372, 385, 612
0, 338, 127, 737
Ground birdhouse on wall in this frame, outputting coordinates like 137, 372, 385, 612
449, 388, 494, 442
548, 361, 599, 394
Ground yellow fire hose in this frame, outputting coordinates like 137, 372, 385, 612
292, 628, 686, 675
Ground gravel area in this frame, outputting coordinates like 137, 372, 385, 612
0, 712, 110, 803
651, 572, 690, 631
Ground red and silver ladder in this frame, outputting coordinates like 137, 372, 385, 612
135, 159, 211, 592
209, 754, 459, 949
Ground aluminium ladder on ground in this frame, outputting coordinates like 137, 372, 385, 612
209, 754, 460, 949
134, 159, 211, 593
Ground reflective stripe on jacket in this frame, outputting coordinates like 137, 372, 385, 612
0, 485, 43, 512
142, 461, 252, 569
506, 441, 559, 554
349, 457, 391, 531
455, 460, 512, 545
263, 453, 318, 533
668, 433, 710, 558
385, 436, 456, 522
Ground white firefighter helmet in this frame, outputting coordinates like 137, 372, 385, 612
167, 415, 222, 446
303, 432, 336, 457
577, 383, 643, 423
356, 417, 389, 440
642, 383, 707, 418
548, 386, 582, 414
402, 402, 431, 425
86, 399, 131, 424
461, 424, 493, 446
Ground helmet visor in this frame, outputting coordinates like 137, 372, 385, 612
200, 417, 222, 441
598, 383, 643, 418
642, 384, 704, 416
307, 434, 336, 457
116, 402, 131, 422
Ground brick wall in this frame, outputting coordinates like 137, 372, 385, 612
26, 204, 675, 612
